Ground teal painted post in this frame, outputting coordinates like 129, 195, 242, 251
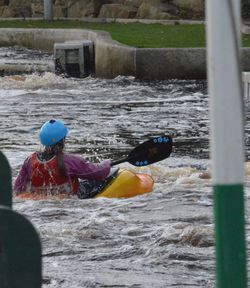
0, 152, 12, 208
0, 151, 42, 287
214, 185, 246, 287
0, 206, 42, 288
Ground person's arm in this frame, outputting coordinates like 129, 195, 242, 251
13, 156, 32, 195
64, 154, 111, 181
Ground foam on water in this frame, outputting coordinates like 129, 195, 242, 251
0, 72, 72, 89
2, 47, 250, 287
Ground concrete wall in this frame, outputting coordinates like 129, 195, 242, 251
136, 48, 206, 79
0, 28, 250, 80
92, 31, 136, 78
0, 28, 137, 78
0, 28, 92, 52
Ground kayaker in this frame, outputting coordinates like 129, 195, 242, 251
14, 119, 111, 198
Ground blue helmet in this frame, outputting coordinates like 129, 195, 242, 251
39, 119, 68, 146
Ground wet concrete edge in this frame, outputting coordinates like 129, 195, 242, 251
0, 28, 250, 80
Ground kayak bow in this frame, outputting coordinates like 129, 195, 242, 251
95, 169, 154, 198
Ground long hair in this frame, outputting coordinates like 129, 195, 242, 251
42, 138, 67, 178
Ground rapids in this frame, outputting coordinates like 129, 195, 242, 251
0, 47, 249, 287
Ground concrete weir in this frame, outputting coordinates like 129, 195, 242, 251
0, 28, 250, 80
54, 41, 95, 77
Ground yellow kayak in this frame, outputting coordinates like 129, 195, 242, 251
95, 169, 154, 198
15, 169, 154, 200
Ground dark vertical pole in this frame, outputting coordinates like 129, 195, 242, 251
0, 206, 42, 288
0, 151, 42, 287
0, 152, 12, 208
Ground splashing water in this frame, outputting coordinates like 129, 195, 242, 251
1, 47, 250, 287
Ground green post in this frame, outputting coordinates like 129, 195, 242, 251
0, 151, 42, 287
0, 152, 12, 208
0, 206, 42, 288
214, 185, 246, 287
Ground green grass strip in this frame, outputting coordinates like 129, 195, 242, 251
0, 20, 249, 48
213, 184, 247, 288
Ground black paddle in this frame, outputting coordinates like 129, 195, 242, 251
111, 135, 173, 167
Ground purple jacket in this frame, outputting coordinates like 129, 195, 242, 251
14, 153, 111, 194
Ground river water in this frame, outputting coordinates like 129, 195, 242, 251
0, 47, 250, 287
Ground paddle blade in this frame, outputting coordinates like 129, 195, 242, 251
127, 135, 172, 166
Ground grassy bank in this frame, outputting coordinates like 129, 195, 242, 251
0, 19, 249, 48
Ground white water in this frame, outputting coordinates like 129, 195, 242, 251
1, 47, 250, 287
